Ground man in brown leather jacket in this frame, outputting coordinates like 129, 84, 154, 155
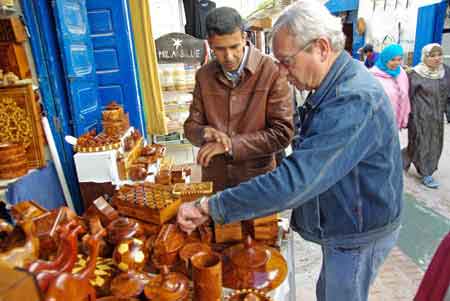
184, 7, 294, 192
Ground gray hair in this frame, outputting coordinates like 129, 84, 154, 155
272, 0, 345, 52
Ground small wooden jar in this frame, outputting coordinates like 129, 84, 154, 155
113, 238, 148, 272
191, 251, 222, 301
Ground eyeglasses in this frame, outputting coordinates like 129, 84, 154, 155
277, 39, 317, 68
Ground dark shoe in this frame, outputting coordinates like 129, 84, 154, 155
422, 176, 439, 189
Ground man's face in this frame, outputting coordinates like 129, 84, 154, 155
208, 30, 246, 72
272, 27, 328, 91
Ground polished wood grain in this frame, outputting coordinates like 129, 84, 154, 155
44, 229, 106, 301
191, 251, 222, 301
222, 236, 287, 291
144, 266, 189, 301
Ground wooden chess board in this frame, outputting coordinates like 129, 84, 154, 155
113, 183, 181, 225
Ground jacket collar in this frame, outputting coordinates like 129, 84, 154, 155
307, 51, 352, 109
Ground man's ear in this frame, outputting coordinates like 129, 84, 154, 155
241, 31, 247, 42
316, 37, 331, 61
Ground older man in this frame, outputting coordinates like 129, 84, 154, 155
178, 1, 403, 300
184, 7, 294, 192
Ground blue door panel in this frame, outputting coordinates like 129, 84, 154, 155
20, 0, 84, 213
413, 2, 446, 66
87, 0, 146, 135
53, 0, 100, 136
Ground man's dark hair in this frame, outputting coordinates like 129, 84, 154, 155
205, 7, 245, 37
362, 44, 374, 54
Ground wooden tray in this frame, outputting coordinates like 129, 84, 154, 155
0, 84, 45, 169
74, 141, 121, 153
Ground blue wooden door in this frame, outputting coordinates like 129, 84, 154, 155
86, 0, 146, 136
52, 0, 100, 136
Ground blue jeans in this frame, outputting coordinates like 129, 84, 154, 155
316, 227, 400, 301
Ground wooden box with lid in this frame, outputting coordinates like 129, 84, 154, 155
112, 183, 182, 225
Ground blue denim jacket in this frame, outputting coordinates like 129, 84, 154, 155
209, 51, 403, 247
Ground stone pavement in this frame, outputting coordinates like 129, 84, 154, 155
294, 123, 450, 300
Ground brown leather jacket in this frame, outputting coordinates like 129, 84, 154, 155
184, 46, 294, 192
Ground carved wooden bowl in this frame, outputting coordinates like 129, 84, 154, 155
222, 236, 287, 291
144, 266, 189, 301
113, 238, 148, 272
110, 271, 150, 298
97, 297, 140, 301
106, 217, 143, 245
225, 289, 273, 301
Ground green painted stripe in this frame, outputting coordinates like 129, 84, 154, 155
397, 193, 450, 270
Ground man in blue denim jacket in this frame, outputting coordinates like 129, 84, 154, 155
178, 1, 403, 300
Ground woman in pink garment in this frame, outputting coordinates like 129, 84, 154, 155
370, 44, 411, 129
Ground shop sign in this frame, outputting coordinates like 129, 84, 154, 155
155, 32, 205, 64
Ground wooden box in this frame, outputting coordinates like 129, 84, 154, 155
0, 18, 27, 43
214, 222, 243, 243
0, 84, 45, 169
252, 221, 279, 241
251, 214, 278, 226
0, 42, 30, 79
112, 183, 182, 225
172, 182, 213, 202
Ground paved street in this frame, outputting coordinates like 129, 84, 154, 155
295, 122, 450, 300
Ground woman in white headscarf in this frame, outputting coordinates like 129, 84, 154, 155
402, 43, 450, 189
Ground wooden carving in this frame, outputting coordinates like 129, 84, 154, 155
28, 220, 79, 273
110, 271, 150, 298
0, 143, 28, 179
144, 266, 189, 301
44, 229, 106, 301
0, 18, 28, 43
112, 238, 147, 272
112, 183, 182, 225
225, 289, 273, 301
85, 196, 119, 227
0, 84, 45, 169
222, 236, 287, 291
151, 224, 185, 269
0, 42, 30, 79
34, 224, 86, 293
0, 220, 39, 269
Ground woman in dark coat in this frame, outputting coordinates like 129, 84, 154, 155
403, 43, 450, 188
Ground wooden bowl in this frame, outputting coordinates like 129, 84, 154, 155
144, 266, 189, 301
106, 217, 143, 245
225, 289, 273, 301
222, 236, 287, 291
110, 271, 150, 298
